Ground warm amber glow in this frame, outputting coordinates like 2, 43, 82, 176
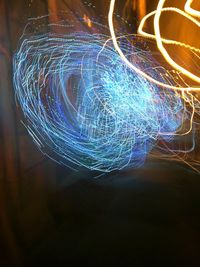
108, 0, 200, 138
83, 14, 92, 28
138, 8, 200, 53
153, 0, 200, 84
108, 0, 200, 90
137, 0, 147, 21
48, 0, 59, 22
185, 0, 200, 17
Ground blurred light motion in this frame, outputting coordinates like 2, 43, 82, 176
109, 0, 200, 172
13, 25, 183, 172
185, 0, 200, 17
83, 14, 92, 28
152, 0, 200, 84
109, 0, 200, 89
123, 0, 146, 22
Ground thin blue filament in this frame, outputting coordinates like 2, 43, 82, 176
13, 32, 183, 172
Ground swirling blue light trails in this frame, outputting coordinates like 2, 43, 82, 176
13, 31, 183, 172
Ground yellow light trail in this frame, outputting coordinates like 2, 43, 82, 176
108, 0, 200, 91
108, 0, 200, 146
138, 8, 200, 53
154, 0, 200, 84
185, 0, 200, 17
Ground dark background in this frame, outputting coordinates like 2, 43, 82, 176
0, 0, 200, 266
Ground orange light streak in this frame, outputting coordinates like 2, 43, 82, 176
83, 14, 92, 28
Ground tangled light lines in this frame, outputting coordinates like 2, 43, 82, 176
13, 28, 183, 172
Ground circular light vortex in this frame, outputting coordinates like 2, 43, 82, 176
13, 32, 183, 172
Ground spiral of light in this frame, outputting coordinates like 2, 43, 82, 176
13, 31, 183, 172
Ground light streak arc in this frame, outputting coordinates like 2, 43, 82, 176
154, 0, 200, 84
14, 29, 183, 172
108, 0, 200, 90
185, 0, 200, 18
